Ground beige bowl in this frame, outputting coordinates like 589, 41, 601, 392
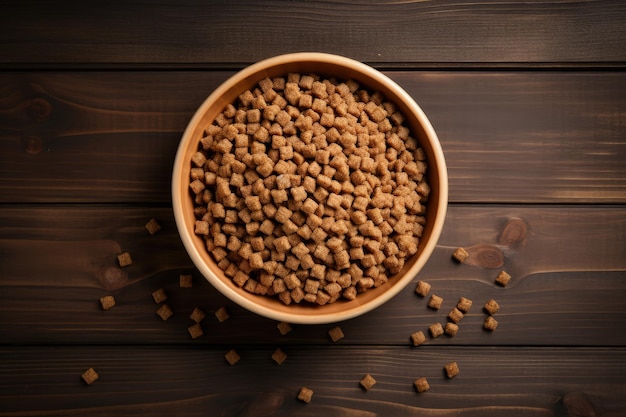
172, 52, 448, 324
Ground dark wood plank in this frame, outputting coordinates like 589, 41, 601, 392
1, 1, 626, 66
1, 71, 626, 204
1, 205, 624, 346
0, 345, 625, 416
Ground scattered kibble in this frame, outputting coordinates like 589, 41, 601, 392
188, 323, 203, 339
484, 299, 500, 315
179, 274, 193, 288
117, 251, 133, 267
360, 374, 377, 390
484, 316, 498, 331
272, 348, 287, 365
452, 247, 469, 263
427, 294, 443, 310
429, 323, 444, 338
215, 306, 230, 322
81, 367, 99, 385
225, 349, 240, 365
298, 386, 314, 403
447, 307, 464, 324
189, 307, 206, 323
456, 297, 472, 313
328, 326, 345, 342
415, 280, 431, 297
444, 322, 459, 337
156, 304, 173, 320
99, 295, 116, 310
152, 288, 168, 304
414, 377, 430, 393
495, 270, 511, 287
444, 362, 459, 378
410, 330, 426, 346
145, 218, 161, 235
277, 321, 293, 335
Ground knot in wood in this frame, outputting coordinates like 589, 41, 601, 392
29, 97, 52, 121
467, 243, 504, 269
499, 217, 528, 246
22, 135, 43, 154
98, 265, 129, 290
562, 392, 597, 417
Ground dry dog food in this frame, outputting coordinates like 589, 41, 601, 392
429, 322, 444, 338
447, 307, 464, 324
328, 326, 345, 342
456, 297, 472, 313
215, 306, 230, 322
410, 330, 426, 346
180, 274, 193, 288
495, 270, 511, 287
156, 304, 173, 320
444, 361, 459, 378
444, 322, 459, 337
427, 294, 443, 310
484, 299, 500, 315
225, 349, 240, 365
360, 374, 377, 390
298, 386, 314, 403
452, 247, 468, 263
99, 295, 116, 310
81, 367, 99, 385
414, 377, 430, 393
414, 280, 431, 297
117, 251, 133, 267
145, 218, 161, 235
277, 321, 293, 335
152, 288, 168, 304
484, 315, 498, 331
272, 348, 287, 365
190, 307, 206, 323
188, 323, 203, 339
189, 73, 430, 305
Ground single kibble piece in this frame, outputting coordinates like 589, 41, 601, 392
415, 280, 431, 297
81, 368, 99, 385
360, 374, 377, 390
145, 218, 161, 235
427, 294, 443, 310
495, 270, 511, 287
445, 322, 459, 337
298, 386, 314, 403
447, 307, 464, 324
484, 299, 500, 315
117, 251, 133, 267
215, 306, 230, 322
277, 321, 293, 335
179, 274, 193, 288
410, 331, 426, 346
484, 316, 499, 331
444, 361, 460, 378
272, 348, 287, 365
429, 323, 444, 338
414, 377, 430, 393
152, 288, 168, 304
190, 307, 206, 323
456, 297, 473, 313
188, 323, 203, 339
225, 349, 240, 366
328, 326, 345, 342
452, 247, 469, 263
99, 295, 116, 310
156, 304, 173, 320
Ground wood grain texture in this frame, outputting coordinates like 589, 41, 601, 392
1, 205, 624, 346
1, 71, 625, 204
1, 0, 625, 66
1, 346, 625, 416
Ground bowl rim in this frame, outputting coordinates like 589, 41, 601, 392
172, 52, 448, 324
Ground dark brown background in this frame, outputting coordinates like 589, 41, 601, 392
1, 1, 625, 416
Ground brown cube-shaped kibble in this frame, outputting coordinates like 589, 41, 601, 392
272, 348, 287, 365
249, 252, 264, 270
328, 326, 344, 342
415, 280, 431, 297
190, 307, 206, 323
448, 307, 464, 324
496, 270, 511, 287
274, 236, 292, 253
225, 349, 240, 366
484, 299, 500, 315
445, 362, 460, 378
360, 374, 376, 390
452, 247, 469, 263
215, 306, 230, 322
188, 323, 203, 339
298, 386, 314, 404
145, 218, 161, 235
429, 323, 444, 338
410, 331, 426, 346
152, 288, 168, 304
427, 294, 443, 310
180, 274, 193, 288
277, 321, 293, 335
457, 297, 473, 313
156, 304, 173, 321
445, 322, 459, 337
81, 367, 99, 385
117, 251, 132, 267
100, 295, 116, 310
484, 316, 499, 331
414, 377, 430, 393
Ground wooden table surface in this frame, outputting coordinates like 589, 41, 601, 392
1, 1, 626, 416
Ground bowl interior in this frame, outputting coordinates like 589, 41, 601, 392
173, 53, 447, 324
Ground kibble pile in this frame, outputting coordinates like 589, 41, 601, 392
189, 73, 430, 305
